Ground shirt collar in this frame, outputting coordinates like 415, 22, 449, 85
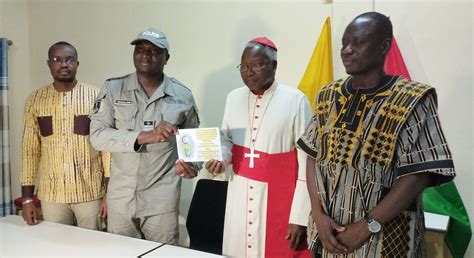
250, 80, 278, 97
125, 72, 176, 97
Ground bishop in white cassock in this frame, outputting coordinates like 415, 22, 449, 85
206, 37, 312, 258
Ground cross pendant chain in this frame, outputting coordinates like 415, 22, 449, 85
245, 87, 275, 169
244, 147, 260, 168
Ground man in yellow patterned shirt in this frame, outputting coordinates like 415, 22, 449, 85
21, 42, 110, 230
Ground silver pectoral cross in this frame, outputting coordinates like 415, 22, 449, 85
244, 147, 260, 168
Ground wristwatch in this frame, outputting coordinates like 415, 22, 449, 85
364, 213, 382, 233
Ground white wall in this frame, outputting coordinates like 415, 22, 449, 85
1, 0, 472, 255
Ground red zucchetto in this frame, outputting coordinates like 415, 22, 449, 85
249, 37, 277, 51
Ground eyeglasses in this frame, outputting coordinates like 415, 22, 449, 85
50, 56, 76, 65
237, 62, 268, 72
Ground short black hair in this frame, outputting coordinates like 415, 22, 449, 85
355, 12, 393, 41
48, 41, 78, 59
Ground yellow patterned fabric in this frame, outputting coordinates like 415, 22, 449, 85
21, 82, 110, 203
298, 76, 455, 258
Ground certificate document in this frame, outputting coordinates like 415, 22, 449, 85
176, 127, 223, 162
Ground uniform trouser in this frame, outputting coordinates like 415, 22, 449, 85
41, 199, 101, 230
107, 206, 179, 244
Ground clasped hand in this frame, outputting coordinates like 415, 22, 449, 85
313, 212, 372, 254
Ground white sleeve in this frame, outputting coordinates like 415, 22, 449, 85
289, 95, 312, 226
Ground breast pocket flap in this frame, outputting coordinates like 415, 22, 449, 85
37, 116, 53, 137
74, 115, 91, 136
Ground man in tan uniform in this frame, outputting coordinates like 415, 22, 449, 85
89, 28, 200, 244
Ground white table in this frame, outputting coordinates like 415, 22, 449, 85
140, 244, 224, 257
0, 215, 159, 257
1, 213, 447, 258
0, 215, 223, 258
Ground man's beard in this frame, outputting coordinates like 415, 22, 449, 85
56, 77, 76, 83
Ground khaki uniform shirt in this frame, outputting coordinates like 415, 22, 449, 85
90, 73, 200, 217
21, 82, 110, 203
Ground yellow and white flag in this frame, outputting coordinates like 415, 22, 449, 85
297, 17, 333, 111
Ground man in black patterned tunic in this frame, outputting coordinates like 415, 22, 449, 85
297, 12, 455, 258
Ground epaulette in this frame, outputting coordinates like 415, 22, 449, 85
105, 75, 128, 82
170, 77, 192, 92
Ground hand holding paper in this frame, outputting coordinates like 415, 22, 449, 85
176, 127, 223, 162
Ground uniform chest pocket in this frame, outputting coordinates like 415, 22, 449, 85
37, 116, 53, 137
162, 112, 185, 128
114, 105, 137, 130
74, 115, 91, 136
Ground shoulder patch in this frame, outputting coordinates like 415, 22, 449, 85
92, 79, 119, 114
92, 99, 101, 114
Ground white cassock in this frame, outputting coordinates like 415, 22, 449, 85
219, 81, 312, 258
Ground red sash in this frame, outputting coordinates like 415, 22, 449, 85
232, 144, 311, 258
